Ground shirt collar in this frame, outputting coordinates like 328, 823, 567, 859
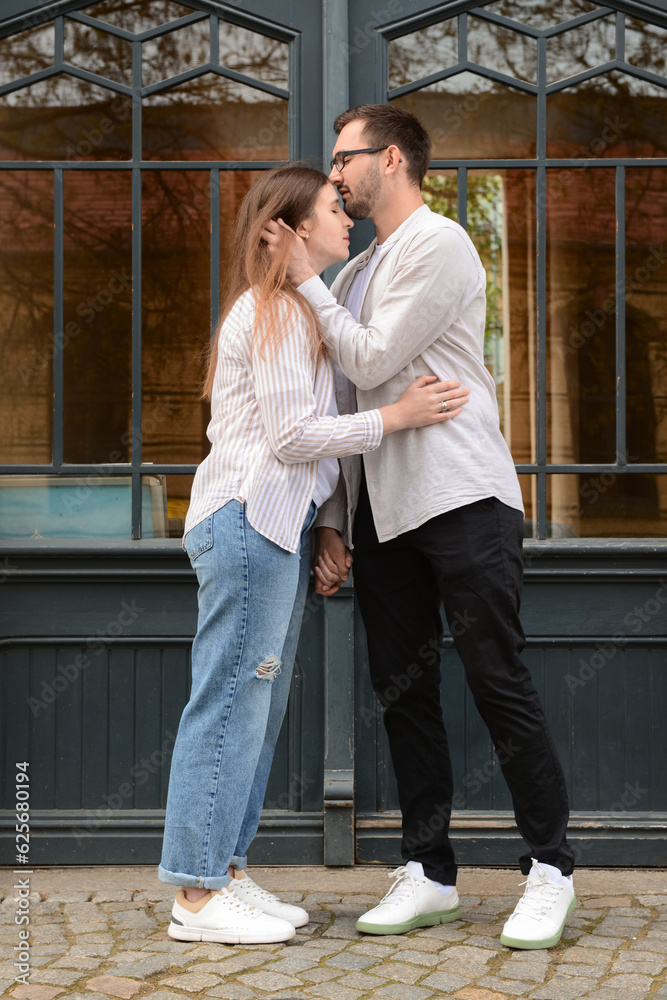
379, 203, 430, 249
352, 204, 430, 271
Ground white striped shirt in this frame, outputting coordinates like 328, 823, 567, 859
184, 289, 384, 553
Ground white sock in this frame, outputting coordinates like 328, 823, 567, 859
538, 862, 574, 889
406, 859, 455, 896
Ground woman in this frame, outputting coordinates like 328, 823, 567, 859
158, 164, 469, 945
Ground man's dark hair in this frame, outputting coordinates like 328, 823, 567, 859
333, 104, 432, 187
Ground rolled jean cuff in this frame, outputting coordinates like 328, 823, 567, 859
230, 854, 248, 871
157, 864, 231, 890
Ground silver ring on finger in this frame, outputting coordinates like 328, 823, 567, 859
441, 399, 448, 412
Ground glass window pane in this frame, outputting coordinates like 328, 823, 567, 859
425, 171, 507, 432
0, 24, 54, 86
0, 77, 132, 161
548, 473, 667, 537
219, 169, 260, 299
468, 16, 537, 84
84, 0, 196, 32
141, 171, 260, 472
625, 17, 667, 76
546, 168, 616, 465
518, 475, 537, 539
468, 171, 506, 434
162, 473, 195, 537
485, 1, 598, 30
500, 170, 537, 465
219, 20, 289, 90
392, 73, 536, 159
388, 21, 457, 91
547, 71, 667, 159
424, 169, 533, 458
143, 20, 210, 88
625, 167, 667, 467
422, 169, 457, 217
546, 15, 616, 85
62, 171, 132, 464
0, 475, 167, 538
141, 170, 210, 466
64, 18, 133, 86
0, 172, 53, 464
143, 74, 288, 160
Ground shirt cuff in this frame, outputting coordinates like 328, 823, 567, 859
364, 408, 384, 451
314, 505, 346, 534
298, 275, 334, 306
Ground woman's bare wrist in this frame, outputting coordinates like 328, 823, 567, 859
379, 404, 402, 435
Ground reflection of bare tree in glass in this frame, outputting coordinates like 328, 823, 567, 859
468, 19, 538, 83
626, 17, 667, 74
0, 76, 132, 160
143, 74, 287, 161
389, 21, 457, 89
625, 168, 667, 434
0, 25, 54, 85
86, 0, 199, 33
389, 6, 666, 96
486, 1, 598, 29
65, 20, 133, 85
61, 172, 133, 464
549, 73, 667, 157
1, 5, 289, 163
84, 0, 291, 88
0, 173, 54, 463
219, 21, 288, 86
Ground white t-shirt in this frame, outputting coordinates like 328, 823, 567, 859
345, 244, 384, 322
312, 245, 385, 509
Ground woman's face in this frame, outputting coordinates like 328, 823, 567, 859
297, 182, 353, 273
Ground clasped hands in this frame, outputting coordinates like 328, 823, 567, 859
312, 526, 352, 596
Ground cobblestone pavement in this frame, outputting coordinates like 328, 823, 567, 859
1, 867, 666, 1000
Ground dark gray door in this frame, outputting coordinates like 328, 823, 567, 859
0, 0, 336, 865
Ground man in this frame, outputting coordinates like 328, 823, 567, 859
268, 104, 576, 950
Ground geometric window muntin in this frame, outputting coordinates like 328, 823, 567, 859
83, 0, 197, 33
484, 0, 599, 30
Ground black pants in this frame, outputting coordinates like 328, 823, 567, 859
353, 473, 575, 885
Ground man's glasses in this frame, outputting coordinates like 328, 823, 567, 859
329, 146, 389, 172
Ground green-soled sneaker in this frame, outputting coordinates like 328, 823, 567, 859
500, 858, 576, 949
355, 865, 461, 935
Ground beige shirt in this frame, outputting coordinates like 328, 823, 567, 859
184, 290, 383, 554
301, 204, 524, 545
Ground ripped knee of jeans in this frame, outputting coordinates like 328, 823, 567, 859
256, 653, 281, 679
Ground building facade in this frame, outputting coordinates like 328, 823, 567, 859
1, 0, 666, 866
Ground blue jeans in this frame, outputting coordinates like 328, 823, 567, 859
158, 499, 316, 889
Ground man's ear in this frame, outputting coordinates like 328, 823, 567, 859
385, 144, 403, 173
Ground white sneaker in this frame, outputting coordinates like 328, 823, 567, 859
230, 873, 309, 928
356, 865, 461, 935
168, 888, 296, 944
500, 858, 576, 949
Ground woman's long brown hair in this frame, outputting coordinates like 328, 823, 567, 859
202, 164, 329, 400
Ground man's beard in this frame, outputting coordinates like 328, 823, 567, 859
343, 161, 381, 220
